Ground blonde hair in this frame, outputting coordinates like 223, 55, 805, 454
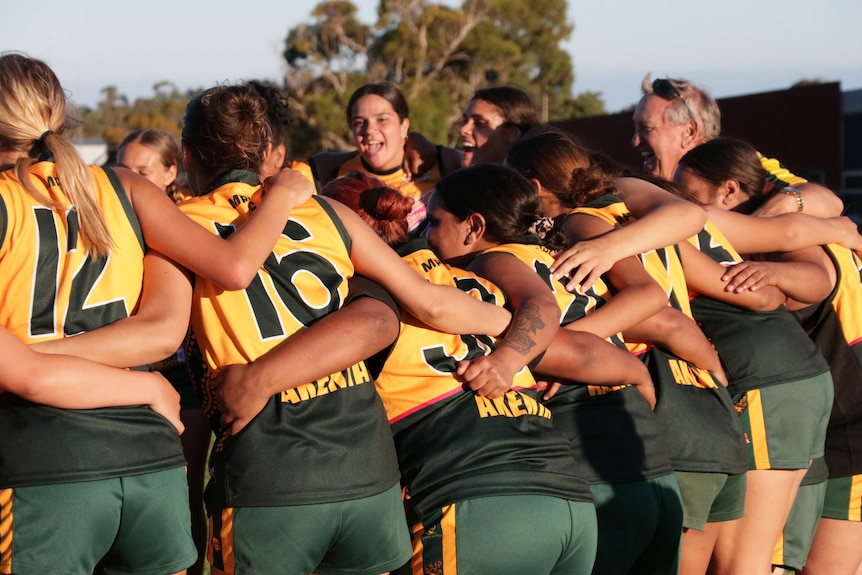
0, 52, 112, 258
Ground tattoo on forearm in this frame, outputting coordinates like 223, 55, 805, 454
503, 302, 545, 356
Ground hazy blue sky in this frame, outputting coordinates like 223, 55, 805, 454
4, 0, 860, 115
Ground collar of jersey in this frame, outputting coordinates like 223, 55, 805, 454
359, 156, 402, 177
204, 168, 260, 195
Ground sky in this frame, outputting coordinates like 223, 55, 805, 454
4, 0, 861, 115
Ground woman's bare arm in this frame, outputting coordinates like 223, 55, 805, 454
705, 209, 862, 256
30, 251, 193, 368
3, 326, 183, 432
623, 307, 727, 386
534, 329, 656, 407
459, 252, 562, 398
122, 166, 314, 290
560, 213, 669, 338
721, 247, 834, 306
214, 293, 400, 436
678, 241, 786, 311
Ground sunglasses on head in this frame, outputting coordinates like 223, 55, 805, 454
652, 78, 696, 122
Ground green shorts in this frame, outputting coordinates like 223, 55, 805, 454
407, 495, 597, 575
772, 468, 827, 571
821, 473, 862, 521
208, 482, 411, 575
674, 471, 746, 530
590, 475, 683, 575
734, 373, 833, 470
0, 467, 196, 575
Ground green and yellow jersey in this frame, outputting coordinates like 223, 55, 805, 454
478, 234, 672, 483
687, 220, 829, 395
181, 170, 399, 510
0, 161, 184, 487
380, 239, 592, 521
334, 153, 441, 202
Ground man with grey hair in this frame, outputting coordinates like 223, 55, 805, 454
632, 75, 719, 180
632, 73, 842, 216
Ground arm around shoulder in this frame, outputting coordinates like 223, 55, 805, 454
753, 183, 843, 218
122, 167, 313, 290
678, 240, 786, 311
30, 251, 193, 367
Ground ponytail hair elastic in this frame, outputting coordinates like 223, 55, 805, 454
30, 130, 55, 156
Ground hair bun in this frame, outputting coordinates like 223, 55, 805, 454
361, 187, 413, 222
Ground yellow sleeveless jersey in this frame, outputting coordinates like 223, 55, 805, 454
179, 174, 354, 382
569, 198, 745, 475
688, 219, 828, 393
179, 172, 403, 508
792, 245, 862, 477
567, 197, 727, 394
0, 161, 185, 488
377, 242, 537, 425
336, 153, 441, 201
380, 240, 594, 520
686, 219, 744, 267
574, 196, 679, 355
479, 238, 631, 400
0, 162, 144, 342
824, 245, 862, 347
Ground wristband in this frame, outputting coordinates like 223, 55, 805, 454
781, 187, 804, 212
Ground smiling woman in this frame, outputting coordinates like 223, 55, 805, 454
308, 82, 443, 203
459, 86, 540, 168
348, 84, 410, 173
420, 85, 541, 177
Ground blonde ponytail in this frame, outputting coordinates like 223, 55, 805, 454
0, 52, 113, 259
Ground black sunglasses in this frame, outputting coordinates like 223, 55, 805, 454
652, 78, 696, 121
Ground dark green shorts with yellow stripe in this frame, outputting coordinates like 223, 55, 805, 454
406, 495, 597, 575
0, 467, 195, 575
822, 473, 862, 521
733, 373, 833, 470
208, 482, 411, 575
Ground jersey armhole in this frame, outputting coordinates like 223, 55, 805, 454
0, 194, 7, 252
315, 195, 352, 254
101, 166, 146, 251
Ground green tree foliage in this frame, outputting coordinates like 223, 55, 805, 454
478, 0, 575, 119
79, 82, 201, 150
283, 0, 604, 158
